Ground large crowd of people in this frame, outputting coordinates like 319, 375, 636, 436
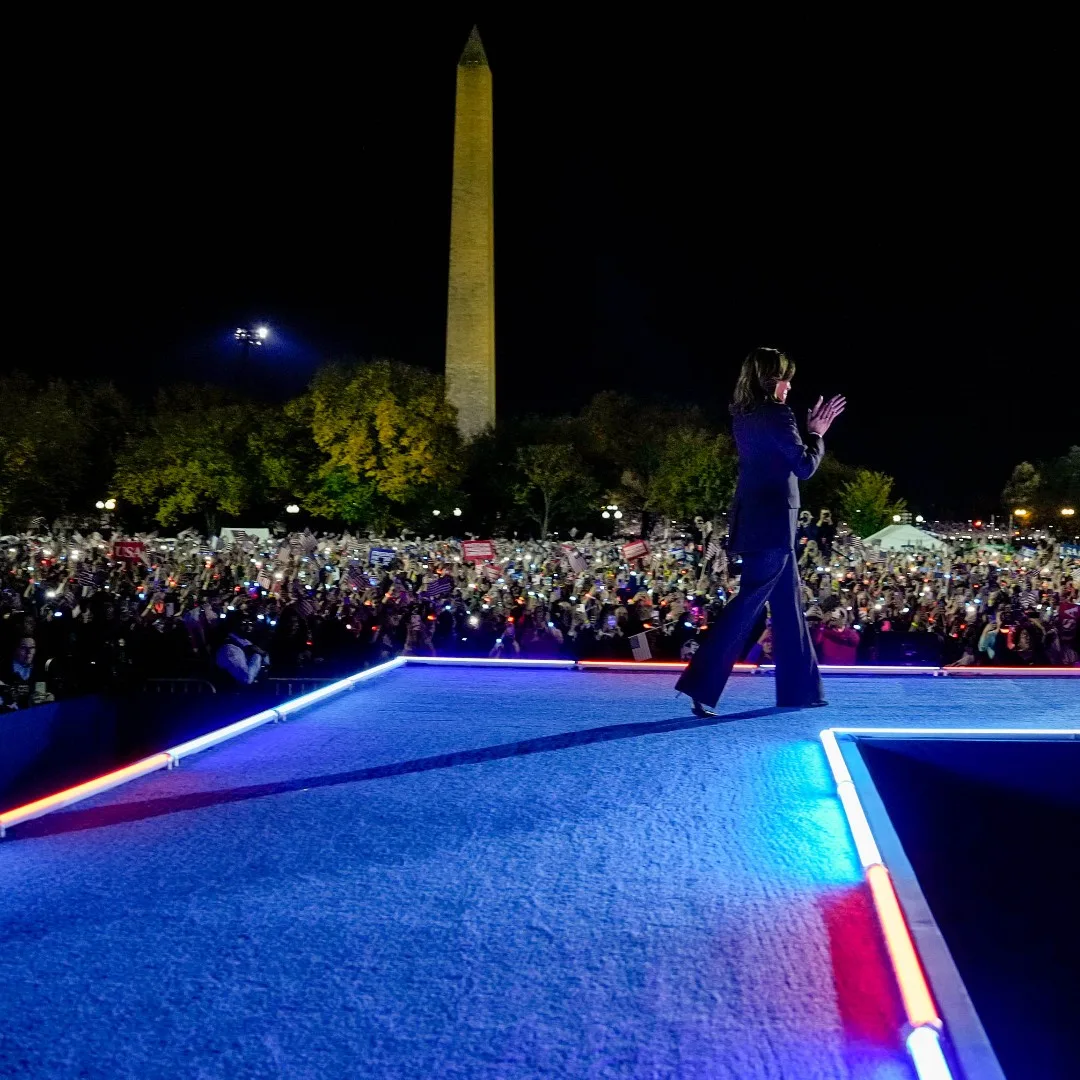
2, 515, 1078, 710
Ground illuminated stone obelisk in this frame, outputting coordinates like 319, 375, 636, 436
445, 25, 495, 439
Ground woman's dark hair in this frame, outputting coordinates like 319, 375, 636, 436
730, 347, 795, 414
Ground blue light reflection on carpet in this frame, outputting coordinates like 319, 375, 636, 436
1, 668, 1075, 1079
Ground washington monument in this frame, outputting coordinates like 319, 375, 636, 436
445, 26, 495, 440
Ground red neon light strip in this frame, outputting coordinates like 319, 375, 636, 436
866, 863, 941, 1030
0, 753, 173, 837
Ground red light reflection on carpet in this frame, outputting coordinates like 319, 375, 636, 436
820, 884, 906, 1047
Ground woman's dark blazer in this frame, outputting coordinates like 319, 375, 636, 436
726, 401, 824, 553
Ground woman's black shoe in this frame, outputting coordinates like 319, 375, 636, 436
691, 700, 719, 719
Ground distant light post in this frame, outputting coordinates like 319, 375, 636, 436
1062, 508, 1076, 517
892, 514, 902, 523
235, 325, 268, 351
1011, 508, 1028, 534
915, 515, 924, 524
286, 504, 300, 515
234, 326, 269, 380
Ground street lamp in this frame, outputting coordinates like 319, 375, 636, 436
286, 504, 300, 514
1062, 508, 1076, 517
915, 514, 924, 524
893, 514, 902, 523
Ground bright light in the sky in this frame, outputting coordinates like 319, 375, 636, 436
256, 326, 268, 339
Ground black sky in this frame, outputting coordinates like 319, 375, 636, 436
23, 11, 1076, 518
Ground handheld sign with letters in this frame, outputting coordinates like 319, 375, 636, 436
621, 539, 650, 561
369, 548, 396, 567
462, 540, 496, 562
113, 541, 147, 561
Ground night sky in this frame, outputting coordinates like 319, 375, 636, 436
34, 12, 1074, 518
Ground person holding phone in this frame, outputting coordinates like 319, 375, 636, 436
676, 347, 845, 716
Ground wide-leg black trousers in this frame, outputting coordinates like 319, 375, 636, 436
675, 545, 823, 708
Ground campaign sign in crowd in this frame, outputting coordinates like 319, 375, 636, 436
2, 518, 1078, 710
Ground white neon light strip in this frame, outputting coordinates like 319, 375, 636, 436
940, 666, 1080, 676
820, 731, 882, 868
169, 658, 407, 760
759, 664, 939, 675
166, 709, 283, 762
907, 1025, 953, 1080
276, 657, 407, 717
827, 727, 1079, 738
1, 659, 408, 838
820, 728, 851, 783
403, 656, 576, 668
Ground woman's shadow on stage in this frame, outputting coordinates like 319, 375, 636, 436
9, 705, 796, 841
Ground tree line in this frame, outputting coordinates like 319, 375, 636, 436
2, 361, 916, 538
1000, 450, 1080, 525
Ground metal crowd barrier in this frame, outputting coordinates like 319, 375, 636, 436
142, 678, 218, 695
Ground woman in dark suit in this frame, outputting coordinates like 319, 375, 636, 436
676, 347, 845, 716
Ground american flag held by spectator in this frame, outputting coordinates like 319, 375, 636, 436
420, 575, 453, 599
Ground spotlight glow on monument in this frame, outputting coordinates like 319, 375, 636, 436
445, 26, 495, 440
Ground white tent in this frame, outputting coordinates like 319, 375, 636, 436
861, 523, 949, 552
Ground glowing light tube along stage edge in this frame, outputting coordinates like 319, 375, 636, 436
0, 658, 407, 839
404, 656, 575, 668
907, 1025, 953, 1080
819, 729, 948, 1077
0, 753, 173, 837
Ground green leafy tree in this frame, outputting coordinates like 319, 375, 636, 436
113, 385, 259, 534
1001, 461, 1043, 518
839, 469, 907, 537
306, 359, 462, 525
305, 468, 383, 528
647, 429, 737, 521
246, 396, 321, 516
580, 391, 705, 531
514, 444, 595, 538
799, 452, 859, 522
1042, 446, 1080, 517
0, 374, 131, 529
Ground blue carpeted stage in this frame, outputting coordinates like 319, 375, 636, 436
1, 665, 1076, 1079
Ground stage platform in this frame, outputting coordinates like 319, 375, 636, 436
1, 664, 1076, 1079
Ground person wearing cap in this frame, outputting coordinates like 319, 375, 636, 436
676, 347, 844, 716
